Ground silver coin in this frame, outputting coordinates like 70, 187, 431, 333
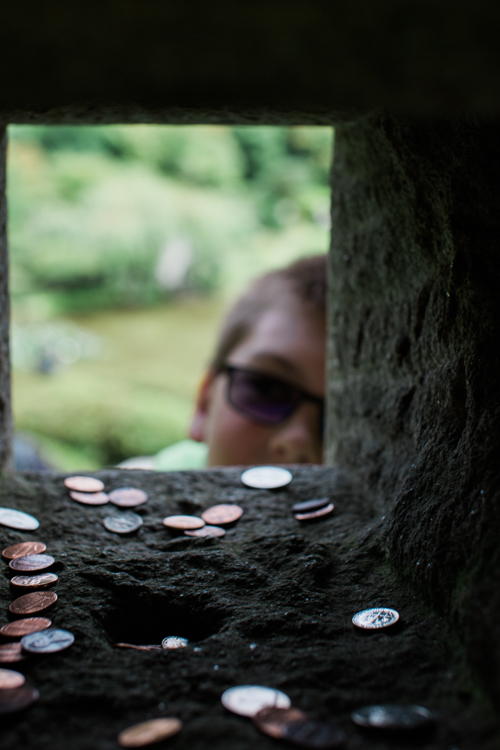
0, 508, 39, 531
184, 525, 226, 538
351, 704, 434, 730
292, 497, 329, 513
162, 636, 188, 650
10, 572, 58, 589
352, 607, 399, 630
221, 685, 291, 717
103, 512, 143, 534
241, 466, 292, 490
21, 627, 75, 654
9, 554, 55, 572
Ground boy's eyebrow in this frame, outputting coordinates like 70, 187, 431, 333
242, 352, 303, 380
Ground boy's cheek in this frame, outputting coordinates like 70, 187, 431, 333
207, 398, 269, 466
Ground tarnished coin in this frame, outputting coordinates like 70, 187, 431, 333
109, 488, 148, 508
118, 717, 182, 747
103, 512, 143, 534
162, 515, 205, 531
0, 668, 25, 689
294, 503, 334, 522
292, 498, 329, 514
10, 573, 58, 589
64, 476, 105, 492
0, 643, 26, 663
351, 704, 434, 731
2, 541, 46, 560
162, 636, 188, 650
281, 719, 346, 748
9, 591, 57, 615
0, 617, 52, 637
115, 643, 162, 652
221, 685, 291, 717
0, 687, 39, 713
201, 504, 243, 525
9, 554, 55, 572
21, 627, 74, 654
184, 525, 226, 538
352, 607, 400, 630
253, 706, 308, 739
0, 508, 39, 531
69, 490, 109, 506
241, 466, 293, 490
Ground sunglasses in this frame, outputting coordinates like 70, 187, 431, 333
219, 364, 324, 428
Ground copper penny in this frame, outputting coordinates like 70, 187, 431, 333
64, 476, 105, 493
9, 591, 57, 616
294, 503, 334, 521
281, 719, 346, 748
0, 643, 26, 663
184, 525, 226, 538
253, 706, 308, 739
9, 554, 55, 572
118, 717, 183, 747
115, 643, 162, 652
109, 488, 148, 508
0, 617, 52, 638
0, 687, 39, 713
292, 498, 329, 514
69, 490, 109, 506
352, 607, 400, 630
162, 515, 205, 531
2, 542, 46, 560
10, 573, 58, 589
0, 668, 25, 689
201, 504, 243, 525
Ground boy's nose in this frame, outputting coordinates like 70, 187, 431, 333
267, 404, 322, 464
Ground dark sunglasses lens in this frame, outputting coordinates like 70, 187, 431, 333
228, 369, 298, 424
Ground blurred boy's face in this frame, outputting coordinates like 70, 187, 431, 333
189, 296, 326, 466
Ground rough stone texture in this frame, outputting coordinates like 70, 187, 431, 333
0, 468, 498, 749
0, 128, 11, 470
327, 115, 500, 712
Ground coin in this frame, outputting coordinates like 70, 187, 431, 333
253, 706, 308, 739
351, 704, 434, 730
0, 643, 26, 663
0, 508, 39, 531
69, 490, 109, 506
221, 685, 291, 717
0, 617, 52, 637
241, 466, 293, 489
103, 512, 143, 534
115, 643, 162, 652
10, 573, 58, 589
162, 515, 205, 531
118, 717, 182, 747
0, 687, 39, 713
2, 541, 46, 560
201, 504, 243, 525
64, 476, 105, 492
294, 503, 334, 522
9, 554, 55, 572
352, 607, 400, 630
22, 627, 75, 654
109, 488, 148, 508
9, 591, 57, 615
292, 498, 329, 514
162, 636, 188, 649
281, 719, 346, 748
184, 525, 226, 538
0, 669, 25, 689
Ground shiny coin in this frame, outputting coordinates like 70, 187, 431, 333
0, 669, 25, 689
10, 572, 58, 589
2, 541, 46, 560
162, 515, 205, 531
241, 466, 292, 489
9, 554, 55, 572
201, 504, 243, 525
21, 627, 74, 654
221, 685, 291, 717
0, 508, 39, 531
294, 503, 334, 522
281, 720, 346, 748
8, 591, 57, 616
115, 643, 162, 652
0, 686, 39, 713
103, 512, 143, 534
162, 636, 188, 650
292, 498, 329, 514
351, 704, 434, 730
184, 525, 226, 538
253, 706, 308, 739
109, 487, 148, 508
69, 490, 109, 506
0, 617, 52, 638
64, 476, 105, 492
118, 717, 183, 747
0, 643, 26, 663
352, 607, 400, 630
